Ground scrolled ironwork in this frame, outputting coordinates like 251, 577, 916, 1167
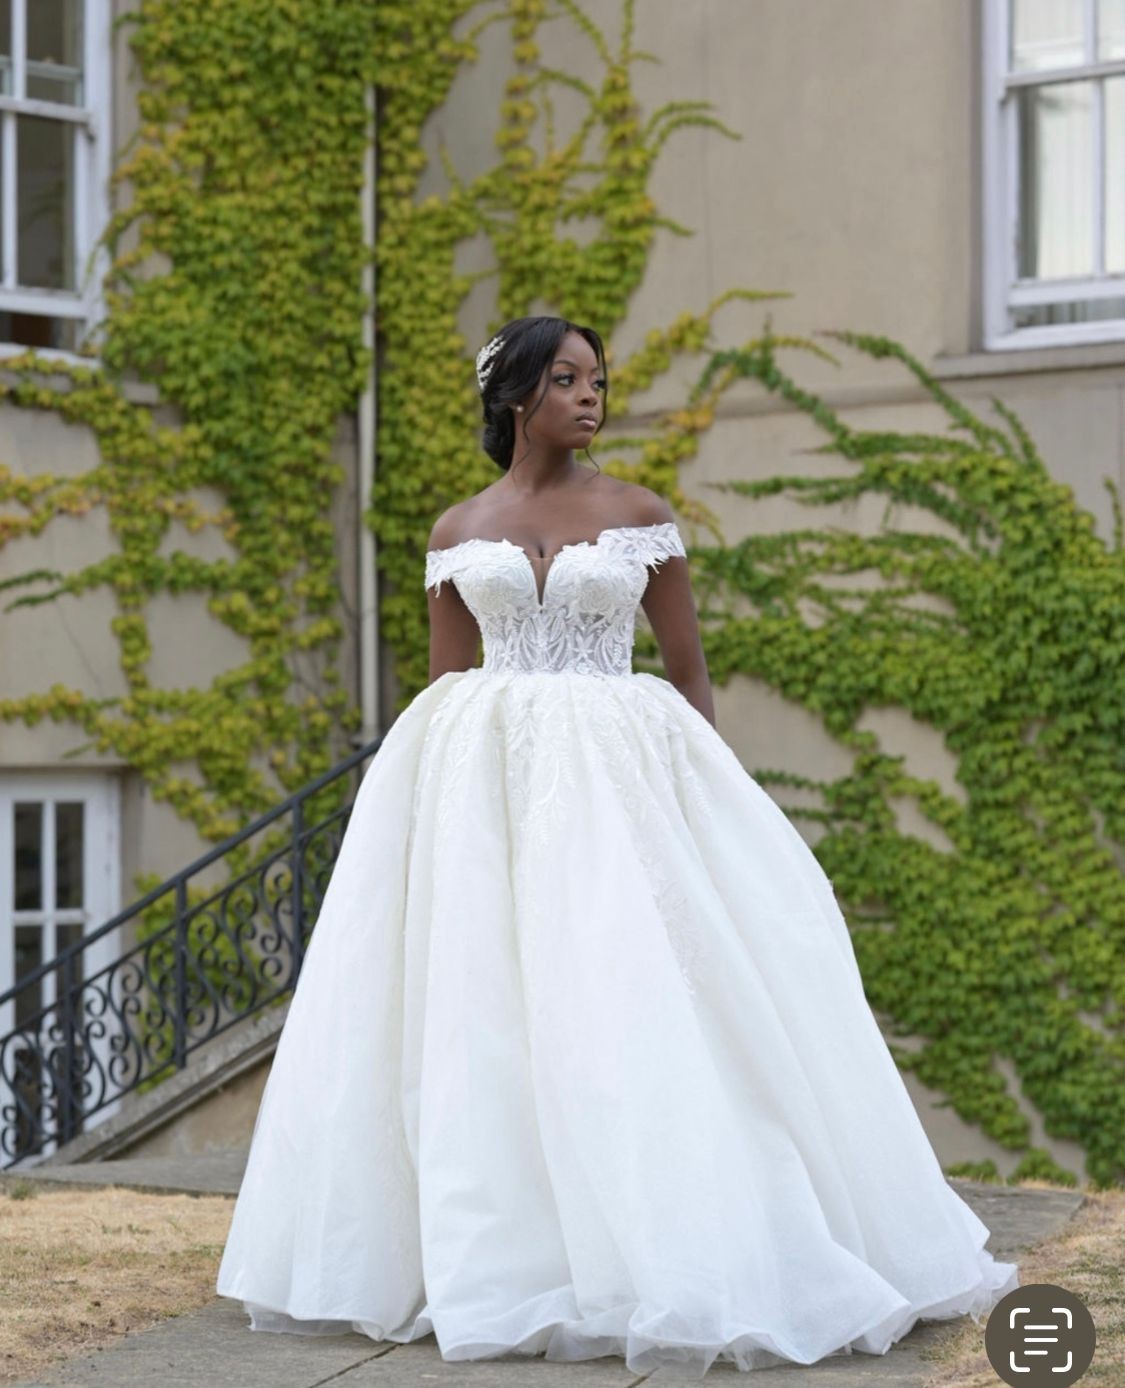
0, 736, 382, 1168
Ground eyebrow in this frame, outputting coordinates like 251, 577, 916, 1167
553, 358, 600, 370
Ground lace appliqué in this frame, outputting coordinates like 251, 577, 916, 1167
424, 522, 687, 677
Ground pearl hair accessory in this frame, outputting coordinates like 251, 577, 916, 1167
475, 334, 505, 392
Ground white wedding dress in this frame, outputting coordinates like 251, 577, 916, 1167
215, 521, 1019, 1380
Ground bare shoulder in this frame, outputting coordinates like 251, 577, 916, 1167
426, 500, 477, 553
427, 478, 514, 549
603, 480, 677, 528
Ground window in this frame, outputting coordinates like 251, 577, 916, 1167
0, 0, 110, 360
983, 0, 1125, 347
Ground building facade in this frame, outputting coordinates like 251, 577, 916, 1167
1, 0, 1118, 1176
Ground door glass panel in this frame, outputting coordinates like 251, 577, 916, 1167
26, 0, 83, 105
0, 0, 11, 96
17, 115, 75, 289
1011, 0, 1086, 71
57, 921, 83, 953
56, 921, 84, 987
14, 802, 42, 910
14, 925, 43, 1027
55, 802, 84, 909
1017, 80, 1094, 277
1099, 0, 1125, 58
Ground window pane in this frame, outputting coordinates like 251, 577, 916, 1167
1099, 0, 1125, 58
55, 802, 84, 909
27, 0, 83, 106
14, 802, 42, 911
17, 115, 75, 290
1011, 0, 1087, 71
15, 925, 43, 1027
1109, 77, 1125, 271
0, 310, 84, 351
0, 0, 11, 96
1017, 81, 1094, 278
1013, 296, 1125, 326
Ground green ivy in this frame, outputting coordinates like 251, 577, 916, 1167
688, 328, 1125, 1189
371, 0, 788, 702
1, 0, 773, 825
2, 0, 1116, 1188
0, 0, 779, 1083
1, 0, 377, 847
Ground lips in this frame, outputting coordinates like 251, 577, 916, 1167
575, 416, 598, 427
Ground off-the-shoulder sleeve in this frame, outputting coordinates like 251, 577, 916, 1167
609, 521, 686, 571
425, 548, 461, 597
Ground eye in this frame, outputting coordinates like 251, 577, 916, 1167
554, 373, 608, 390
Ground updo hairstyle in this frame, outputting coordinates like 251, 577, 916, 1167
478, 315, 608, 473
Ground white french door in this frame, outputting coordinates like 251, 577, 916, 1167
0, 772, 122, 1164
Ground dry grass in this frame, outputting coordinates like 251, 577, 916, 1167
0, 1177, 234, 1386
919, 1180, 1125, 1386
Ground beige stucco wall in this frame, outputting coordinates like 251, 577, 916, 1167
122, 0, 1111, 1183
4, 0, 1117, 1179
0, 394, 362, 900
406, 0, 1123, 1176
424, 0, 1125, 777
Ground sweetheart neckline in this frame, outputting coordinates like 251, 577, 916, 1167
427, 521, 680, 610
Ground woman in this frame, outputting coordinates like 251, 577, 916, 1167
216, 315, 1019, 1380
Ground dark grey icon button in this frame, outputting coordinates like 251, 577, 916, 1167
985, 1283, 1097, 1386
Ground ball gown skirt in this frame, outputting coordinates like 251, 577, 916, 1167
215, 522, 1019, 1381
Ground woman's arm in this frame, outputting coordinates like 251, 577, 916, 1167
638, 502, 717, 729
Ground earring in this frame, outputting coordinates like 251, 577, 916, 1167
516, 405, 523, 412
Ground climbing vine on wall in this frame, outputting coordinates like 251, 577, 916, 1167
0, 0, 379, 854
372, 0, 794, 701
688, 328, 1125, 1190
0, 0, 782, 1067
0, 0, 778, 835
1, 0, 1117, 1187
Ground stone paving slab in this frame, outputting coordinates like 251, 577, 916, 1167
1, 1297, 990, 1388
3, 1157, 1088, 1387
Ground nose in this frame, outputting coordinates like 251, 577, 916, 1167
578, 379, 598, 407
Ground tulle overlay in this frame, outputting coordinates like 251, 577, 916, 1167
216, 664, 1018, 1379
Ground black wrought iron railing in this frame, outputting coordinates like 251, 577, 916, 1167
0, 735, 384, 1170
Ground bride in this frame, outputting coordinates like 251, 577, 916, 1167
216, 314, 1019, 1380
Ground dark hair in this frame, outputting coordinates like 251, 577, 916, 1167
478, 315, 608, 473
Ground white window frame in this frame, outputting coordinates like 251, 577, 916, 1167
0, 0, 111, 366
982, 0, 1125, 349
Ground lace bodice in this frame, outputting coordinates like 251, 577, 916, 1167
425, 521, 686, 676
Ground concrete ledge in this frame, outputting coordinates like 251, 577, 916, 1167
0, 1148, 247, 1197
